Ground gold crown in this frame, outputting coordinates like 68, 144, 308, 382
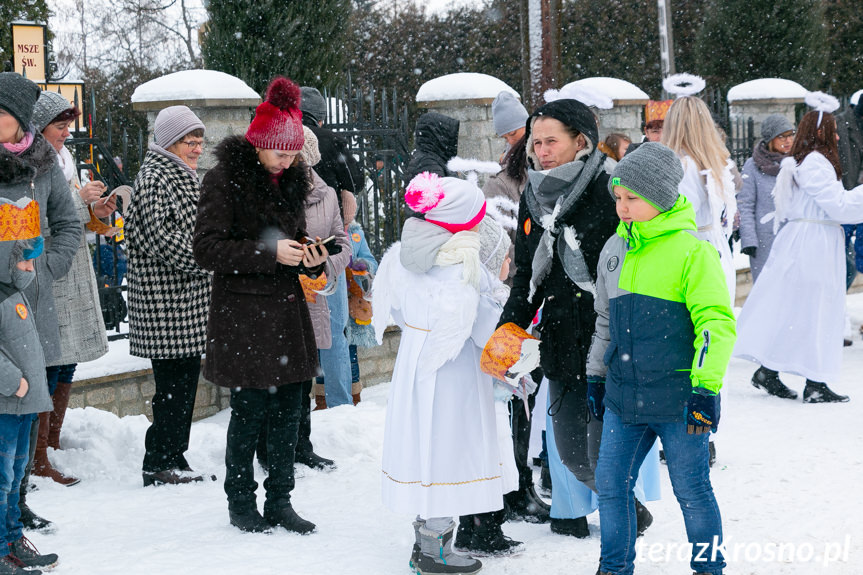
0, 200, 41, 241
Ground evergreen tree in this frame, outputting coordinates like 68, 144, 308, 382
695, 0, 828, 91
202, 0, 352, 94
560, 0, 662, 96
824, 0, 863, 96
0, 0, 52, 72
670, 0, 709, 77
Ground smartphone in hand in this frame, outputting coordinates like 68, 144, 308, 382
304, 235, 341, 255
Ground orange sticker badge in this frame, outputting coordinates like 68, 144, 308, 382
351, 233, 361, 243
523, 218, 532, 236
15, 303, 27, 320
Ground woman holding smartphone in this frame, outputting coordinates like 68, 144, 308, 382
193, 76, 327, 534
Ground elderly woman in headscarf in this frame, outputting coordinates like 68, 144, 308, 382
30, 91, 117, 488
125, 105, 212, 487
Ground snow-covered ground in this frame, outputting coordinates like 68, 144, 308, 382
27, 297, 863, 574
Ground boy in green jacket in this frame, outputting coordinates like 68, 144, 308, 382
587, 143, 736, 575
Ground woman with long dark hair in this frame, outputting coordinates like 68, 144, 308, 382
735, 103, 863, 403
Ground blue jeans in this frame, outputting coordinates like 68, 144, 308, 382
596, 411, 724, 575
0, 415, 32, 555
317, 274, 352, 407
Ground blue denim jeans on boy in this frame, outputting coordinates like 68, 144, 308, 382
596, 411, 725, 575
0, 415, 32, 556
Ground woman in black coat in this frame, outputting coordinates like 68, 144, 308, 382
498, 97, 635, 532
193, 77, 327, 534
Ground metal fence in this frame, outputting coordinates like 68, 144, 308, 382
321, 75, 413, 258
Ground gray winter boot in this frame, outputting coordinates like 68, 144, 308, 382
409, 519, 423, 571
415, 522, 482, 575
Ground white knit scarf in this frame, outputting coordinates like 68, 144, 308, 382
434, 231, 481, 288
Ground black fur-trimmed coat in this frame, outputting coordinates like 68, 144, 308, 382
192, 136, 320, 389
126, 150, 212, 358
0, 133, 81, 365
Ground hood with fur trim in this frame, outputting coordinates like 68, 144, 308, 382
0, 133, 57, 186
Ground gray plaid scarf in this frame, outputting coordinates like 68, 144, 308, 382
524, 150, 606, 302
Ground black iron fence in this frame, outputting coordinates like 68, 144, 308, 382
321, 75, 413, 258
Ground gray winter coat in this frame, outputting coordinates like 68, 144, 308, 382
0, 134, 82, 365
303, 170, 352, 349
738, 149, 780, 282
51, 162, 108, 366
0, 241, 53, 416
837, 107, 863, 190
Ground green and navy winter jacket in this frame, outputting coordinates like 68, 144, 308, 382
586, 195, 736, 424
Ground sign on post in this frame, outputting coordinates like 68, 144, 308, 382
10, 22, 48, 83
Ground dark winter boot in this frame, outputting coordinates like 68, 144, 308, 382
454, 515, 476, 551
415, 522, 482, 575
503, 485, 550, 523
549, 516, 589, 538
18, 487, 51, 533
229, 505, 272, 533
803, 380, 850, 403
0, 554, 38, 575
264, 503, 316, 534
751, 367, 798, 400
539, 460, 552, 497
7, 537, 57, 570
464, 511, 524, 557
294, 450, 335, 471
635, 499, 653, 537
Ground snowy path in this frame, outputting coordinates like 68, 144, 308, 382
27, 302, 863, 574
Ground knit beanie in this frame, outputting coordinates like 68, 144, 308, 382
300, 126, 321, 166
530, 98, 599, 146
761, 114, 794, 143
405, 172, 487, 234
300, 86, 327, 124
609, 142, 683, 212
492, 91, 528, 137
0, 72, 41, 131
479, 215, 512, 277
153, 105, 205, 148
342, 190, 357, 225
246, 77, 304, 151
32, 91, 73, 133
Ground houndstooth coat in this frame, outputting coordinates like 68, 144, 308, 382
126, 151, 212, 359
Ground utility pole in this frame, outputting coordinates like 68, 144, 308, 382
523, 0, 561, 109
657, 0, 676, 79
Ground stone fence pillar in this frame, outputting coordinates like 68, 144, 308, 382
416, 73, 522, 184
131, 70, 261, 178
560, 78, 650, 144
728, 79, 808, 140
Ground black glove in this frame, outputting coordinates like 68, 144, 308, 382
741, 246, 756, 257
587, 376, 606, 421
686, 388, 718, 434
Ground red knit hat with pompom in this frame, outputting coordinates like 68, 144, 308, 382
245, 76, 305, 151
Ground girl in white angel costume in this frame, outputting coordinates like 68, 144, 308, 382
735, 97, 863, 403
372, 172, 518, 574
662, 95, 739, 302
